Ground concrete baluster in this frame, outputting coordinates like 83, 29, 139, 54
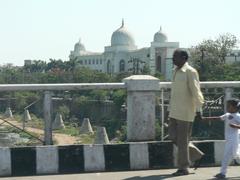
123, 75, 160, 141
43, 91, 53, 145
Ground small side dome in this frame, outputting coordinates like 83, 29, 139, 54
154, 27, 168, 42
111, 20, 135, 47
74, 39, 86, 52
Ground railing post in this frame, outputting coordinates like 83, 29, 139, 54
161, 89, 164, 141
123, 75, 160, 141
43, 91, 53, 145
224, 88, 233, 112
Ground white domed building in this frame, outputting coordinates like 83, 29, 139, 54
69, 21, 179, 80
110, 20, 137, 50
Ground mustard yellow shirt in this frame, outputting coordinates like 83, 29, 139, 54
169, 62, 204, 122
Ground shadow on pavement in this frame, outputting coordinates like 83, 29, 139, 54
122, 173, 195, 180
206, 177, 240, 180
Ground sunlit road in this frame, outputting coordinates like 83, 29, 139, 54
1, 166, 240, 180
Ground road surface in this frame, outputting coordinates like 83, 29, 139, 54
1, 166, 239, 180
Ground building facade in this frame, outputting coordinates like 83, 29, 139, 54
69, 20, 179, 80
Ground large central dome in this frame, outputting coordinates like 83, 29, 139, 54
111, 20, 135, 47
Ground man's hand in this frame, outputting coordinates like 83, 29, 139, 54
195, 112, 202, 121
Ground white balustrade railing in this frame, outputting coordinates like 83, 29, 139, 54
0, 83, 126, 91
0, 81, 239, 91
159, 81, 240, 89
0, 79, 239, 144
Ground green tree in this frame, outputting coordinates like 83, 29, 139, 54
89, 90, 108, 101
111, 90, 126, 107
24, 60, 47, 73
190, 33, 239, 81
142, 64, 151, 74
46, 59, 65, 71
114, 72, 132, 82
56, 105, 70, 120
154, 71, 165, 81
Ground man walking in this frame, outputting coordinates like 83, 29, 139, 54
168, 49, 204, 176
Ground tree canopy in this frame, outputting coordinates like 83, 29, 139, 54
190, 33, 239, 81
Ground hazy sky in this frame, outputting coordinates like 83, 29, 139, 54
0, 0, 239, 66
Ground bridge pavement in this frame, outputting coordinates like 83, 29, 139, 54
1, 166, 239, 180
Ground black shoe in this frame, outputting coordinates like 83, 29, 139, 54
214, 173, 226, 179
233, 159, 240, 165
172, 169, 189, 176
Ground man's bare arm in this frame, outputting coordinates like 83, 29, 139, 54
229, 123, 240, 129
202, 116, 221, 121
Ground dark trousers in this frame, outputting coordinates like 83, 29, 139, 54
168, 118, 204, 170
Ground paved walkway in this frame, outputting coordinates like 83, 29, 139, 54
1, 167, 239, 180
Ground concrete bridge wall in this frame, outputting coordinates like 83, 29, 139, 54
0, 140, 225, 177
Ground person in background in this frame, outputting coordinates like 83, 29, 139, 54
203, 99, 240, 179
168, 49, 205, 176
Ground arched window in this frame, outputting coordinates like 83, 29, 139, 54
119, 59, 125, 72
107, 60, 111, 74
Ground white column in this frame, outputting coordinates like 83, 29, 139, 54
0, 147, 11, 176
84, 144, 105, 172
36, 146, 58, 174
123, 75, 160, 141
130, 143, 149, 169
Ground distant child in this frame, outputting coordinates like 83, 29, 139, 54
203, 99, 240, 179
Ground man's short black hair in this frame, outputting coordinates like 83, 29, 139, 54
175, 49, 189, 61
